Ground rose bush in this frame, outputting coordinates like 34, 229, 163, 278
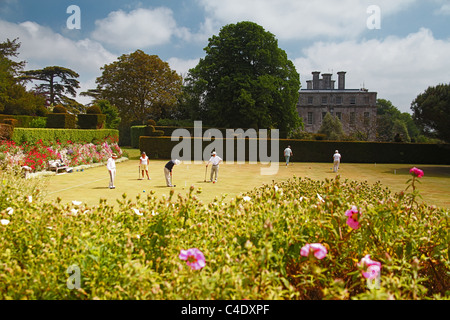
0, 168, 448, 300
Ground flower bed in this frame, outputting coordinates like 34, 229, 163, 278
0, 166, 448, 300
0, 137, 123, 172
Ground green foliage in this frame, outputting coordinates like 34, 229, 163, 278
86, 105, 102, 114
96, 100, 121, 130
11, 128, 119, 145
28, 117, 47, 128
46, 113, 76, 129
0, 169, 448, 299
184, 21, 301, 136
20, 66, 80, 107
52, 105, 67, 113
77, 114, 106, 129
318, 113, 344, 141
94, 50, 182, 123
411, 83, 450, 143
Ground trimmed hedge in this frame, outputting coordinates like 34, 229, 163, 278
0, 115, 47, 128
140, 136, 450, 164
12, 128, 119, 144
46, 113, 76, 129
77, 114, 106, 129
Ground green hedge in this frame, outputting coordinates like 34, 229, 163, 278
0, 115, 47, 128
77, 114, 106, 129
12, 128, 119, 144
46, 113, 76, 129
140, 136, 450, 164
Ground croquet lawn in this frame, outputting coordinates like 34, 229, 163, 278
42, 152, 450, 210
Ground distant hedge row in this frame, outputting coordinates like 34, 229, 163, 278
139, 136, 450, 164
0, 115, 46, 128
12, 128, 119, 144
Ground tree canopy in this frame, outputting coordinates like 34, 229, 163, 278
92, 50, 182, 124
184, 21, 301, 136
20, 66, 80, 108
411, 83, 450, 143
0, 38, 46, 116
318, 112, 343, 140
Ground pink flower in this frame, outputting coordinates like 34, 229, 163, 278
345, 206, 360, 230
409, 167, 424, 178
300, 243, 327, 260
179, 248, 206, 270
358, 254, 381, 279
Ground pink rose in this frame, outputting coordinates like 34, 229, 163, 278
179, 248, 206, 270
359, 254, 381, 279
300, 243, 327, 260
345, 206, 360, 230
409, 167, 424, 178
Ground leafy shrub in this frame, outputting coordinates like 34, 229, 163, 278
86, 105, 102, 115
52, 105, 67, 114
28, 117, 47, 128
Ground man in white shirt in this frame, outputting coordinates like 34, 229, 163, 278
107, 153, 118, 189
139, 151, 150, 180
284, 145, 293, 166
333, 150, 341, 173
206, 151, 223, 183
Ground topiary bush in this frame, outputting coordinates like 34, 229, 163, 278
86, 105, 102, 115
52, 105, 67, 114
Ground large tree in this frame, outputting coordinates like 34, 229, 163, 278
411, 83, 450, 143
184, 21, 301, 136
0, 38, 46, 115
318, 112, 344, 140
20, 66, 80, 108
92, 50, 182, 123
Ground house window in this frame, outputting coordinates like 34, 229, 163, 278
350, 97, 356, 105
307, 96, 314, 105
336, 97, 342, 105
307, 112, 314, 125
350, 112, 356, 125
364, 112, 370, 125
322, 96, 328, 105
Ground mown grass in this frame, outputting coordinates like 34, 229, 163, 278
41, 148, 450, 210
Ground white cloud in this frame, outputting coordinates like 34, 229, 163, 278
293, 28, 450, 113
436, 4, 450, 15
167, 57, 200, 77
196, 0, 418, 40
91, 7, 188, 49
0, 19, 117, 105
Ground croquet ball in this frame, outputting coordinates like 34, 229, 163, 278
81, 169, 84, 172
213, 181, 215, 184
76, 169, 78, 172
143, 190, 145, 192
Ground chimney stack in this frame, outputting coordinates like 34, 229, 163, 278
322, 73, 332, 90
337, 71, 346, 90
312, 71, 320, 90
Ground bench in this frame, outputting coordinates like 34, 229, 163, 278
48, 160, 69, 174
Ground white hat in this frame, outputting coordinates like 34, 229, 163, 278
212, 151, 216, 155
174, 159, 181, 165
335, 150, 339, 153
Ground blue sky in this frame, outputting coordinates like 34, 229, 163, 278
1, 0, 449, 113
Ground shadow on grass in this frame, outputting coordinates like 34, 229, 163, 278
384, 166, 450, 178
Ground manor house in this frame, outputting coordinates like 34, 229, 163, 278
297, 71, 377, 140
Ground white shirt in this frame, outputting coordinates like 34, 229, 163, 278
208, 155, 222, 166
107, 157, 116, 170
333, 153, 341, 162
140, 155, 148, 165
284, 148, 292, 157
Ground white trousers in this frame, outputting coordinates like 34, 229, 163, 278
109, 169, 116, 188
164, 167, 172, 186
333, 160, 340, 172
210, 165, 219, 181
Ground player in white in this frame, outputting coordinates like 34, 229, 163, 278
284, 145, 293, 166
333, 150, 341, 173
206, 151, 223, 183
139, 151, 150, 180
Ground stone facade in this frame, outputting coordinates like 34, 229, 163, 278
297, 71, 378, 141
